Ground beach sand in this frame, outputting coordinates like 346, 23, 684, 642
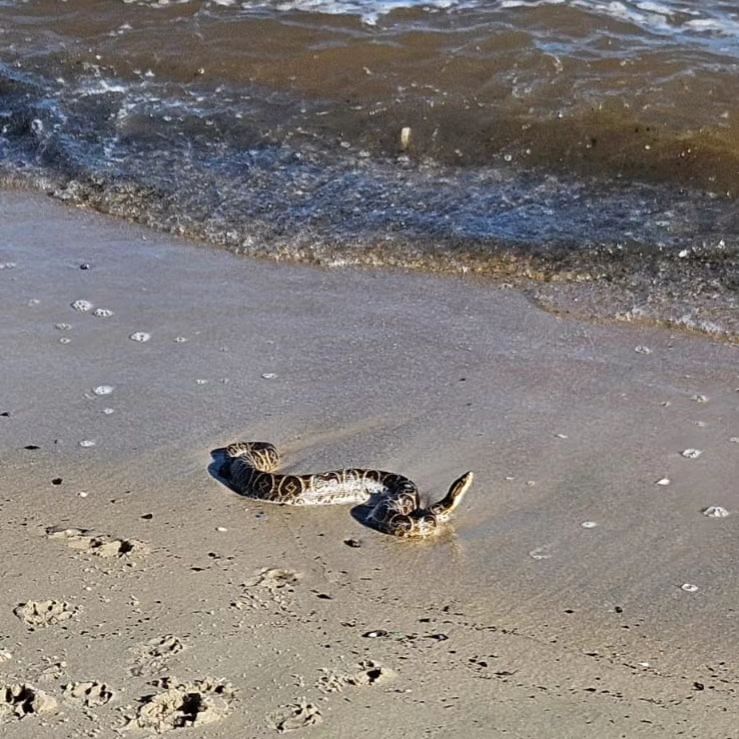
1, 190, 737, 737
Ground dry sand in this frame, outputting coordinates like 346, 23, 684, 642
1, 190, 737, 737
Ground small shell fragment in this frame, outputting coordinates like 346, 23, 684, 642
400, 126, 411, 150
71, 299, 93, 312
261, 373, 278, 379
702, 506, 730, 518
129, 331, 151, 342
93, 385, 114, 396
681, 449, 703, 459
581, 521, 598, 529
690, 394, 708, 403
681, 583, 698, 593
93, 308, 114, 318
634, 345, 652, 354
79, 439, 96, 448
528, 547, 551, 560
655, 477, 670, 486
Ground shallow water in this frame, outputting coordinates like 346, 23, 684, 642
0, 0, 737, 336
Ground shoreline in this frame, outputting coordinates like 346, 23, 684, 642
5, 179, 739, 346
1, 189, 737, 737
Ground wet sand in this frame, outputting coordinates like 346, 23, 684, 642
1, 190, 737, 737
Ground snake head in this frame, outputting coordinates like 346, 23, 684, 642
431, 471, 474, 520
447, 471, 474, 506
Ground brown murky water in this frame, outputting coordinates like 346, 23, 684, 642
1, 0, 737, 335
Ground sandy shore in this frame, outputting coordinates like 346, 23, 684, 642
1, 190, 737, 737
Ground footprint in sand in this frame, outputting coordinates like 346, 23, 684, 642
235, 568, 302, 613
62, 681, 114, 707
126, 677, 234, 733
1, 684, 57, 723
245, 568, 301, 591
130, 635, 185, 677
13, 600, 80, 629
317, 660, 395, 693
268, 700, 322, 733
37, 661, 67, 683
46, 526, 148, 559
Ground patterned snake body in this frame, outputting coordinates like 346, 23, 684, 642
223, 442, 473, 538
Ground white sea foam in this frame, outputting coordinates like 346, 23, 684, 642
117, 0, 739, 41
79, 79, 129, 96
486, 0, 737, 39
122, 0, 474, 24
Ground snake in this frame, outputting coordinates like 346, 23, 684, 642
221, 442, 474, 538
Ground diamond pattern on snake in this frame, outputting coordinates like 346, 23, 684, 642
221, 442, 473, 538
